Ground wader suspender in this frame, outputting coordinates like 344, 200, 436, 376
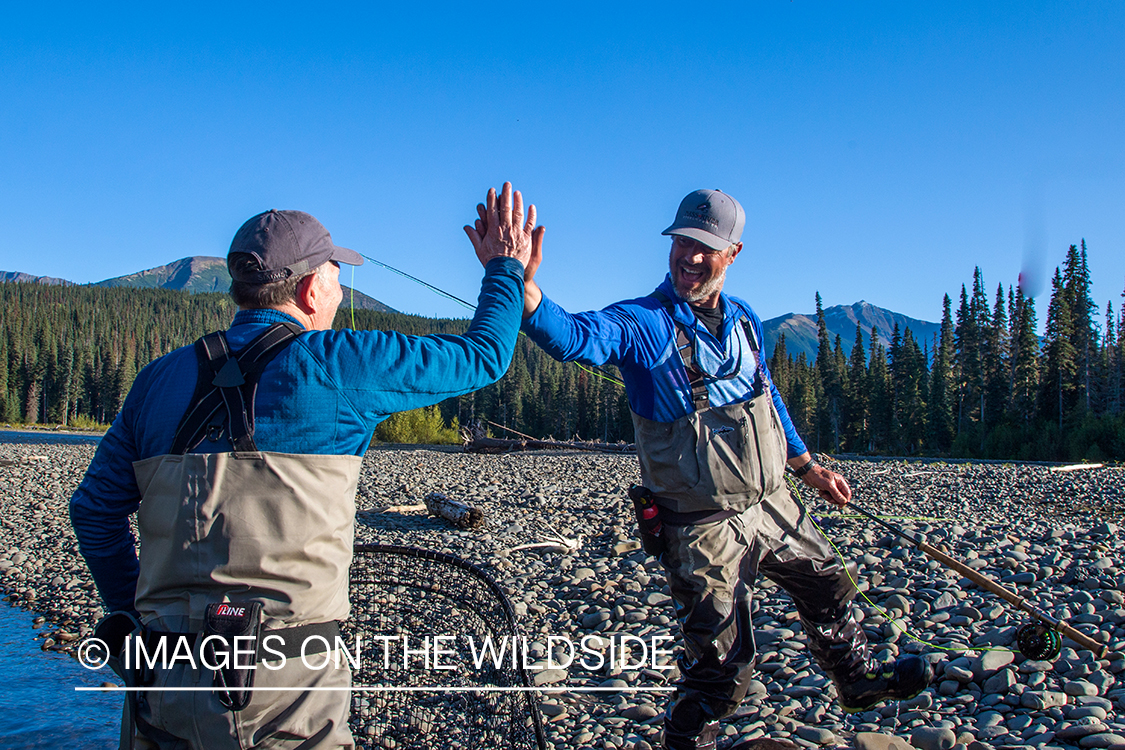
650, 290, 767, 412
170, 321, 304, 454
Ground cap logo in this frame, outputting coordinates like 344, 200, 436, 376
682, 205, 720, 228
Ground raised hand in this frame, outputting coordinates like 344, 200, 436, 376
463, 182, 537, 270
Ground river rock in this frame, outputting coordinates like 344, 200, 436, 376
621, 704, 659, 721
1079, 733, 1125, 749
910, 726, 956, 750
854, 733, 913, 750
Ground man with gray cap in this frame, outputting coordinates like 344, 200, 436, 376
70, 183, 540, 749
517, 189, 931, 750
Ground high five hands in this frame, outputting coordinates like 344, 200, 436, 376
463, 182, 545, 277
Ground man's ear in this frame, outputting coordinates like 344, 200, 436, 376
294, 272, 319, 313
727, 242, 743, 265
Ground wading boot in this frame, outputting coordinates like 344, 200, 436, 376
662, 719, 718, 750
834, 654, 933, 713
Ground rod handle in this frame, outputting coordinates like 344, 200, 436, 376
916, 541, 1109, 659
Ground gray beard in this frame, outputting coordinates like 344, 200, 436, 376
672, 263, 726, 303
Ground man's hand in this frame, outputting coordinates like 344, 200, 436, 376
789, 454, 851, 507
523, 227, 545, 318
463, 182, 539, 270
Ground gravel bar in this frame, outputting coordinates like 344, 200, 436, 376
2, 440, 1123, 749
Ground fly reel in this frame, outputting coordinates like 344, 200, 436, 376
1016, 622, 1063, 661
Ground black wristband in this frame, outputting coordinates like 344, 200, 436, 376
792, 458, 818, 478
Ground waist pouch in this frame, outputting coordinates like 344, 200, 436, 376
627, 485, 666, 557
203, 601, 263, 711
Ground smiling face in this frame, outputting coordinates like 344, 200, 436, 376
668, 235, 742, 307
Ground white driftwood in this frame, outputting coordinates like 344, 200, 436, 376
423, 492, 484, 529
500, 522, 583, 556
377, 503, 426, 514
502, 534, 583, 556
1050, 463, 1104, 473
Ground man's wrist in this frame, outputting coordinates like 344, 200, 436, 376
791, 456, 818, 479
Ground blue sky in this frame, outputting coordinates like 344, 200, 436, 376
2, 2, 1123, 328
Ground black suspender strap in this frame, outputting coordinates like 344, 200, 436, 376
651, 290, 711, 411
650, 289, 767, 412
170, 322, 304, 455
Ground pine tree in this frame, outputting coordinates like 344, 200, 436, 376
770, 333, 791, 404
867, 327, 892, 452
845, 322, 868, 450
1062, 241, 1098, 413
891, 327, 927, 453
1102, 300, 1118, 416
1117, 290, 1125, 415
788, 353, 818, 442
1009, 288, 1040, 424
1040, 268, 1077, 430
0, 332, 7, 423
813, 292, 837, 451
954, 285, 973, 433
827, 334, 848, 452
927, 295, 955, 451
983, 283, 1010, 430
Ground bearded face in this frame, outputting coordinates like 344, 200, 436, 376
668, 235, 734, 306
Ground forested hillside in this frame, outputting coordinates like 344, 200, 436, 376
0, 283, 234, 425
4, 240, 1123, 460
772, 242, 1124, 461
0, 284, 630, 443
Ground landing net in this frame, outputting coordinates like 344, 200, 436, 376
345, 544, 547, 749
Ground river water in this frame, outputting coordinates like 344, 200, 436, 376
2, 430, 118, 747
0, 603, 119, 748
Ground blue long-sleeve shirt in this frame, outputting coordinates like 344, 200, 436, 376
70, 257, 525, 613
522, 274, 808, 457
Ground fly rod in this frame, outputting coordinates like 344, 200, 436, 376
843, 499, 1109, 660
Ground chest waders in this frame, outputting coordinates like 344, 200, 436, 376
120, 323, 363, 748
627, 301, 882, 749
630, 293, 789, 516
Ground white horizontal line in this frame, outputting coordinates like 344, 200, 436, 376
76, 686, 675, 693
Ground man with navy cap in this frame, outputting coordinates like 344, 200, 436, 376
517, 189, 931, 750
71, 184, 539, 748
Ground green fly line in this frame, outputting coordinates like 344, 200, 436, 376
359, 253, 626, 388
789, 475, 1013, 656
350, 263, 356, 330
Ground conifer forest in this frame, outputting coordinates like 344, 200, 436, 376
3, 241, 1123, 461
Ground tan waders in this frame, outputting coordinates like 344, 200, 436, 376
631, 323, 871, 749
119, 324, 364, 749
128, 451, 362, 749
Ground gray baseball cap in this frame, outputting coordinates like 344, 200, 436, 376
228, 209, 364, 284
661, 189, 746, 251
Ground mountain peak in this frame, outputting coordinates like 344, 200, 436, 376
763, 301, 938, 361
3, 256, 397, 313
0, 271, 74, 286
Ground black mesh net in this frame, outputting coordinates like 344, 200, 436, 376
345, 545, 546, 749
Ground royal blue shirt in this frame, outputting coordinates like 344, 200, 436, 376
522, 275, 808, 457
70, 257, 525, 613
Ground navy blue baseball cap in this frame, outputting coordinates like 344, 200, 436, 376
661, 189, 746, 251
228, 209, 364, 284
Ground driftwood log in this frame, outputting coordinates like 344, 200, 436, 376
423, 492, 484, 529
460, 421, 635, 455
